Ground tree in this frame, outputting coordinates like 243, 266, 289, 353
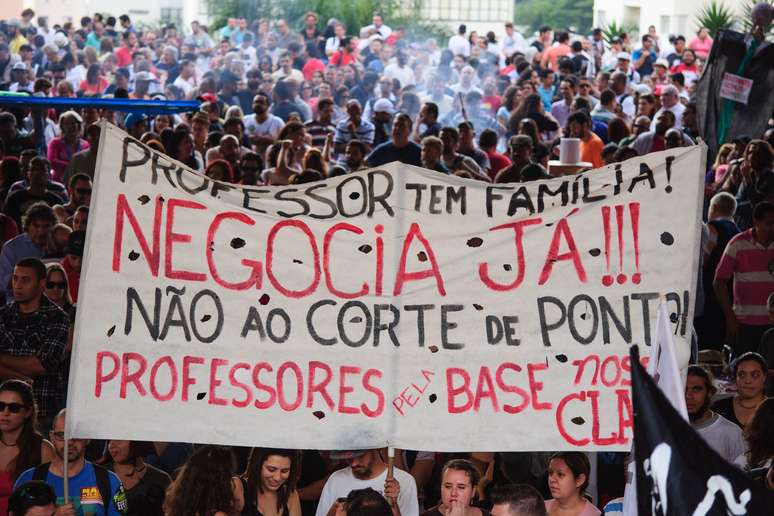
206, 0, 448, 42
515, 0, 594, 35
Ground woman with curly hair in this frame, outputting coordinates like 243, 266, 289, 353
0, 380, 55, 514
164, 445, 243, 516
239, 448, 302, 516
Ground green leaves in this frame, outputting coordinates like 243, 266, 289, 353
695, 1, 736, 36
515, 0, 594, 35
600, 20, 637, 44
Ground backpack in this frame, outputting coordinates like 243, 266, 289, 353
32, 462, 113, 514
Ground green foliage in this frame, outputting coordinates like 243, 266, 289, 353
695, 1, 736, 36
206, 0, 448, 42
515, 0, 594, 35
600, 20, 637, 44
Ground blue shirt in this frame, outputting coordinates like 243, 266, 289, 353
537, 84, 554, 111
16, 462, 126, 516
632, 48, 656, 76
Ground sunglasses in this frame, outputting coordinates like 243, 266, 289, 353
579, 84, 590, 88
76, 188, 92, 195
47, 281, 67, 289
0, 402, 26, 413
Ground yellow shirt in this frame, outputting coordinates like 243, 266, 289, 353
9, 34, 29, 55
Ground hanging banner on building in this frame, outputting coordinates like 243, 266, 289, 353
67, 123, 705, 451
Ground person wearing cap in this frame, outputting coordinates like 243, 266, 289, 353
130, 70, 154, 99
652, 58, 670, 88
123, 113, 147, 140
61, 229, 85, 302
366, 112, 422, 167
632, 35, 657, 78
315, 450, 418, 516
46, 111, 87, 184
613, 52, 640, 84
8, 63, 32, 93
371, 98, 396, 147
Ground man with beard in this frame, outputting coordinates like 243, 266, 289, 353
15, 410, 126, 515
245, 93, 284, 156
685, 365, 745, 462
315, 450, 417, 516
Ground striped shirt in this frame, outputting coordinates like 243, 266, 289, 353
714, 229, 774, 325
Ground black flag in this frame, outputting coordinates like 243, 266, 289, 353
630, 346, 774, 515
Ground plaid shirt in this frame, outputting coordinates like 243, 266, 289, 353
0, 296, 69, 418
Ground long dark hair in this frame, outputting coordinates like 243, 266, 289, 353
0, 380, 43, 481
165, 445, 236, 516
243, 448, 301, 512
744, 398, 774, 469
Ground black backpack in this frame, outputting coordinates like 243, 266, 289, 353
32, 462, 113, 515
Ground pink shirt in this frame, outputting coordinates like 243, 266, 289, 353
545, 499, 601, 516
688, 36, 713, 58
714, 229, 774, 325
47, 137, 89, 183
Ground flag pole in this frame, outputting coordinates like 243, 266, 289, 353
63, 432, 69, 502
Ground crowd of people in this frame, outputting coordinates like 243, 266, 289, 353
0, 6, 772, 516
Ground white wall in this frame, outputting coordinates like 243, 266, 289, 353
593, 0, 745, 39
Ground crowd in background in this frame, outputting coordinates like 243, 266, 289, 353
0, 7, 772, 516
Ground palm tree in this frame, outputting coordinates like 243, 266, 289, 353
695, 1, 736, 37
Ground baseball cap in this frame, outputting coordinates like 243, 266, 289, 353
373, 98, 395, 115
124, 113, 146, 129
134, 71, 156, 82
220, 70, 239, 84
198, 93, 218, 104
329, 450, 369, 460
655, 58, 669, 68
66, 231, 86, 257
616, 52, 631, 61
12, 62, 27, 71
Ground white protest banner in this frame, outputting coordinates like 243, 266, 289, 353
67, 123, 704, 451
719, 72, 753, 105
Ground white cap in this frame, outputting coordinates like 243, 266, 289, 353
655, 58, 669, 68
373, 98, 395, 114
616, 52, 631, 61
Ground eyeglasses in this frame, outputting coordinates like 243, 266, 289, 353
51, 431, 65, 440
75, 188, 92, 195
0, 402, 26, 413
47, 281, 67, 289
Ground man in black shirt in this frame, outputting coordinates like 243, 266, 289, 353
366, 113, 422, 167
4, 157, 65, 228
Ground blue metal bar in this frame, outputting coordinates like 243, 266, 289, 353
0, 94, 200, 115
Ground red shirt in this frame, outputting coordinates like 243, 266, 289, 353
330, 51, 356, 67
115, 46, 134, 67
303, 59, 326, 81
485, 150, 512, 180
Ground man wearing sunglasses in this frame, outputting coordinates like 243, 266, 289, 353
8, 480, 56, 516
0, 258, 68, 435
53, 174, 92, 228
15, 410, 127, 516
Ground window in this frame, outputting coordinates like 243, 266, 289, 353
596, 10, 608, 27
660, 15, 670, 35
676, 15, 688, 36
160, 7, 183, 29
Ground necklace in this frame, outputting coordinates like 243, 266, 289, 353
0, 435, 17, 447
735, 396, 764, 410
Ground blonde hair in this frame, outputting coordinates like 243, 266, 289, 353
45, 262, 73, 308
713, 144, 734, 168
